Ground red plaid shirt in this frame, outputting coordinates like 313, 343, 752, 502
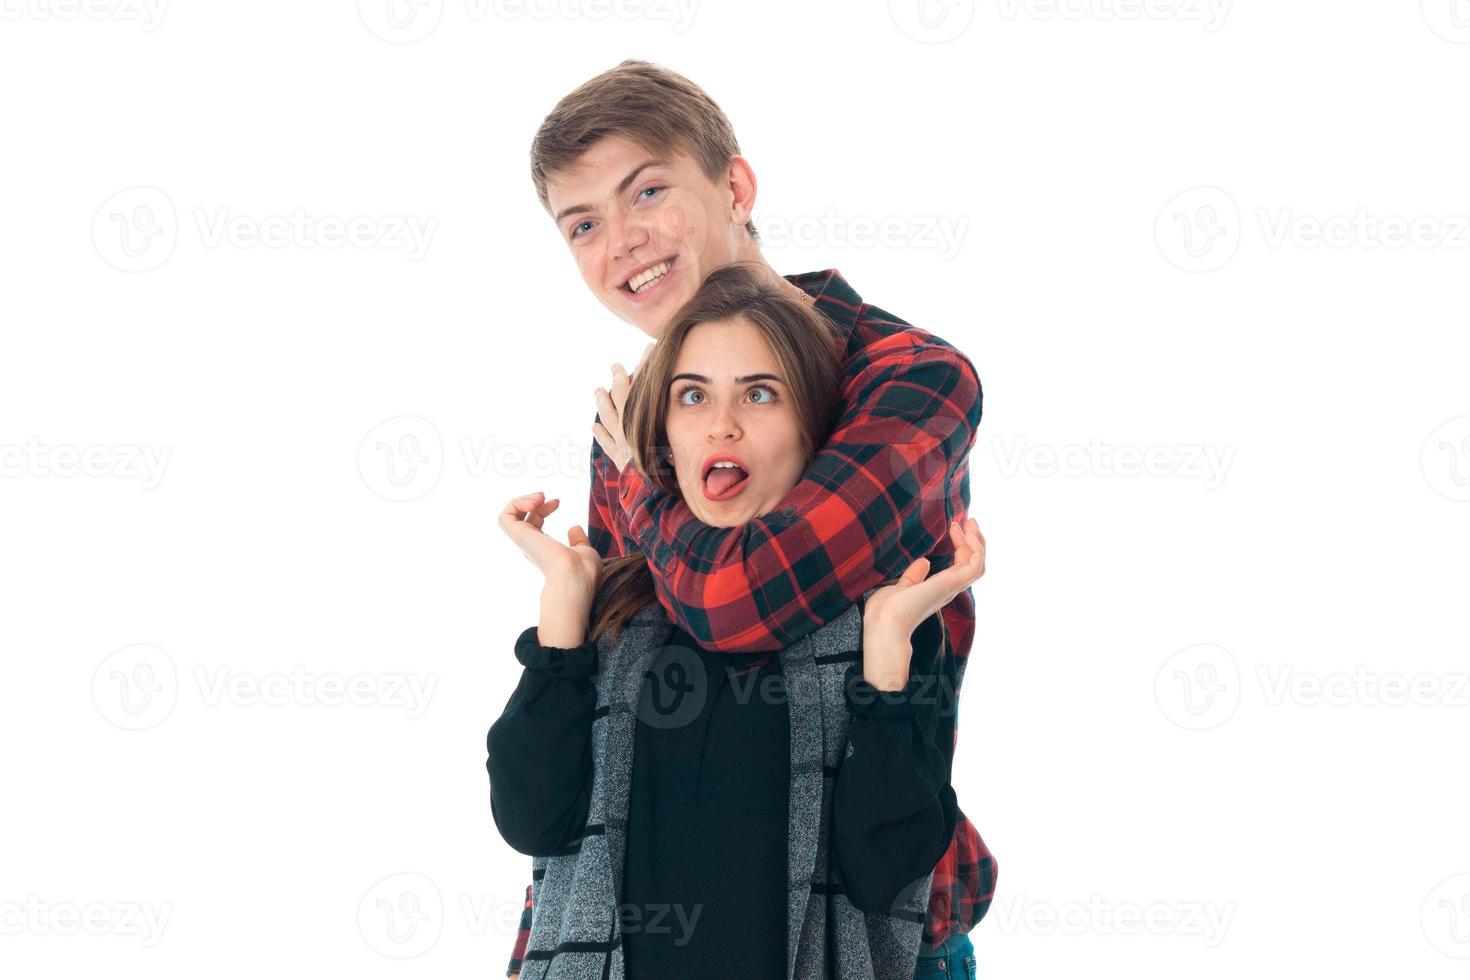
506, 269, 996, 975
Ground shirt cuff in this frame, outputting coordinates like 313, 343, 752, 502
844, 612, 947, 720
513, 625, 599, 678
618, 464, 646, 506
844, 664, 929, 719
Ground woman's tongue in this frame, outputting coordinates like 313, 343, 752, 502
705, 465, 749, 496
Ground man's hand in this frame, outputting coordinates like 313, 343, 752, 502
592, 342, 654, 474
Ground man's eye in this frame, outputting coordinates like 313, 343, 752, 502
570, 220, 594, 239
637, 186, 664, 202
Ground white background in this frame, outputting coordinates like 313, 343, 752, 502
2, 0, 1469, 976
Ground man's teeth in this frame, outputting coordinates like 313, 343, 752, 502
628, 261, 671, 293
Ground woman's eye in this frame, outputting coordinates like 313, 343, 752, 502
748, 386, 776, 403
676, 387, 704, 406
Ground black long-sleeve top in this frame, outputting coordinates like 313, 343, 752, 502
486, 612, 959, 979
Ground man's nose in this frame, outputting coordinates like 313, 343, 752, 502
606, 209, 651, 262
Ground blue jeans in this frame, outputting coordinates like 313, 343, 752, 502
912, 930, 976, 979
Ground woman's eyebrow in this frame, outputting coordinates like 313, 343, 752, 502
670, 372, 783, 385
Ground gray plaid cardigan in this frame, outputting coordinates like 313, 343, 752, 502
514, 588, 932, 980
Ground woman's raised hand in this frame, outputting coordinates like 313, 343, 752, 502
498, 491, 602, 599
862, 517, 986, 640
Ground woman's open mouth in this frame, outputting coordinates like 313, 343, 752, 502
703, 457, 750, 502
621, 256, 677, 303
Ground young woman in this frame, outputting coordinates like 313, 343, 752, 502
488, 264, 986, 979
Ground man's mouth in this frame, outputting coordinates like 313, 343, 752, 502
622, 256, 676, 299
702, 456, 751, 501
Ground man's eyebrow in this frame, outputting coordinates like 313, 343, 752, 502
670, 373, 784, 385
552, 159, 669, 225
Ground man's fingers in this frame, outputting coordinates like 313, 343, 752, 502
609, 363, 632, 413
595, 385, 619, 425
592, 421, 612, 457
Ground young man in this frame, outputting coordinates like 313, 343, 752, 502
505, 60, 995, 978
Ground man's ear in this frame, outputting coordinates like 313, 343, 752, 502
725, 155, 758, 230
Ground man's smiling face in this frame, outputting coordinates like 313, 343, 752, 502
545, 134, 752, 339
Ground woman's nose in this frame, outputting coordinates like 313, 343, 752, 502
706, 404, 741, 441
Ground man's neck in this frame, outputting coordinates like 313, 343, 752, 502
729, 242, 817, 308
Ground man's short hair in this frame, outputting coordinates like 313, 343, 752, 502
530, 59, 759, 242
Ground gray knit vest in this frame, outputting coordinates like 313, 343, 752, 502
514, 587, 931, 979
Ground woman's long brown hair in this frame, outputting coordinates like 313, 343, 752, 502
587, 263, 845, 666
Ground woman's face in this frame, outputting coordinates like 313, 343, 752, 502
663, 316, 808, 528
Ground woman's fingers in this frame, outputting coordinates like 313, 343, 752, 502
914, 520, 986, 596
898, 556, 930, 586
946, 518, 986, 584
498, 492, 559, 537
528, 497, 560, 529
499, 492, 542, 527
